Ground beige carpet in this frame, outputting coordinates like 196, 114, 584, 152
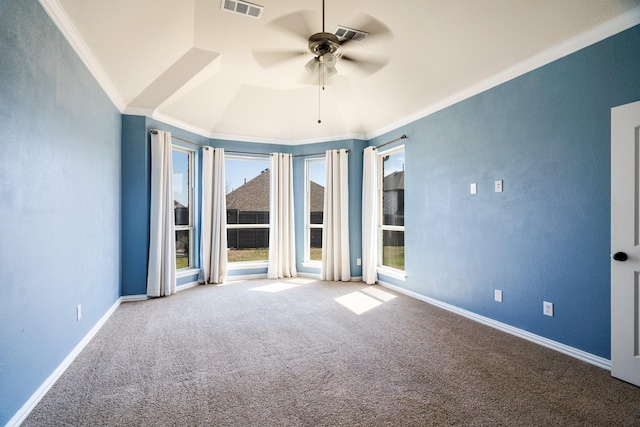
24, 278, 640, 426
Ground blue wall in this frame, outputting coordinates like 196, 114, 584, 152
0, 0, 121, 424
371, 24, 640, 359
3, 0, 640, 421
121, 116, 212, 295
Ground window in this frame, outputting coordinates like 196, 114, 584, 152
225, 155, 270, 263
173, 147, 194, 270
305, 157, 325, 263
379, 146, 405, 271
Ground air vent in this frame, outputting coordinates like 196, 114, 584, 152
221, 0, 263, 19
334, 26, 368, 42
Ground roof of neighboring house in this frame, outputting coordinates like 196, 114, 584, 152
309, 181, 324, 212
383, 171, 404, 191
226, 168, 270, 212
226, 168, 325, 212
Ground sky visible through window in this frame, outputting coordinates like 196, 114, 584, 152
383, 150, 405, 176
225, 157, 270, 193
174, 149, 404, 204
173, 150, 189, 207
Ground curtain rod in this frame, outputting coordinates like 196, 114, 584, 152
150, 129, 270, 157
293, 149, 350, 158
373, 134, 408, 150
150, 129, 355, 157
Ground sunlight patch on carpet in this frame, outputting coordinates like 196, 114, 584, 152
335, 291, 382, 315
249, 282, 301, 293
361, 286, 397, 302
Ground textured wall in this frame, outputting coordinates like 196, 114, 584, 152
371, 24, 640, 359
0, 0, 121, 424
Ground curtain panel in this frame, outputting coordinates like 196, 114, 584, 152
200, 147, 228, 284
267, 153, 297, 279
321, 149, 351, 281
361, 146, 379, 284
147, 130, 177, 297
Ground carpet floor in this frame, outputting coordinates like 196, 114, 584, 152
23, 278, 640, 426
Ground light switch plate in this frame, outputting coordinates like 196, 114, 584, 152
543, 301, 553, 317
470, 183, 477, 195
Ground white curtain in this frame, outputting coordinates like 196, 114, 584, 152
268, 153, 297, 279
321, 149, 351, 281
362, 146, 379, 284
147, 130, 176, 297
200, 147, 228, 284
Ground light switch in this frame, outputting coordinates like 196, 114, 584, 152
470, 183, 477, 195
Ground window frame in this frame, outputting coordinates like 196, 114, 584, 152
303, 156, 325, 266
172, 145, 195, 271
377, 144, 405, 277
224, 154, 271, 267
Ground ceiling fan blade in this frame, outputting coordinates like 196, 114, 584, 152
252, 50, 305, 68
339, 14, 393, 48
267, 10, 316, 44
340, 54, 389, 76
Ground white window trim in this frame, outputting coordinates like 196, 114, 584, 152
378, 144, 405, 274
173, 145, 195, 270
227, 260, 269, 270
377, 265, 406, 281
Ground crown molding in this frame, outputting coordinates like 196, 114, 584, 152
39, 0, 640, 144
38, 0, 126, 112
366, 5, 640, 141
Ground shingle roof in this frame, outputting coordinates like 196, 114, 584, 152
383, 170, 404, 191
309, 180, 324, 212
226, 169, 325, 212
226, 168, 270, 212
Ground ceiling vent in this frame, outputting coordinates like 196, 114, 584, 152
334, 26, 369, 42
221, 0, 263, 19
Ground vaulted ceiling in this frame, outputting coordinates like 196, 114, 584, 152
44, 0, 640, 144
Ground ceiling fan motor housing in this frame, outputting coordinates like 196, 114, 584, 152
308, 32, 340, 57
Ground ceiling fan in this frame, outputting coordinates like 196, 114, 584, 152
252, 0, 392, 82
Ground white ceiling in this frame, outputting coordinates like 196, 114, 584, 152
44, 0, 640, 144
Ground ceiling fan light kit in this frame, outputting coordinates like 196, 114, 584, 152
253, 0, 391, 124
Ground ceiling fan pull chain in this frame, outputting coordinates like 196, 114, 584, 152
318, 64, 322, 123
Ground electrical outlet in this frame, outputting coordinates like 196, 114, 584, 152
77, 304, 82, 321
495, 180, 503, 193
356, 258, 361, 266
543, 301, 553, 317
494, 289, 503, 303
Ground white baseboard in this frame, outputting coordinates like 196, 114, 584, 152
176, 281, 199, 292
226, 273, 268, 282
121, 281, 201, 302
297, 272, 363, 282
121, 294, 148, 302
6, 298, 122, 427
298, 272, 321, 279
378, 281, 611, 371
